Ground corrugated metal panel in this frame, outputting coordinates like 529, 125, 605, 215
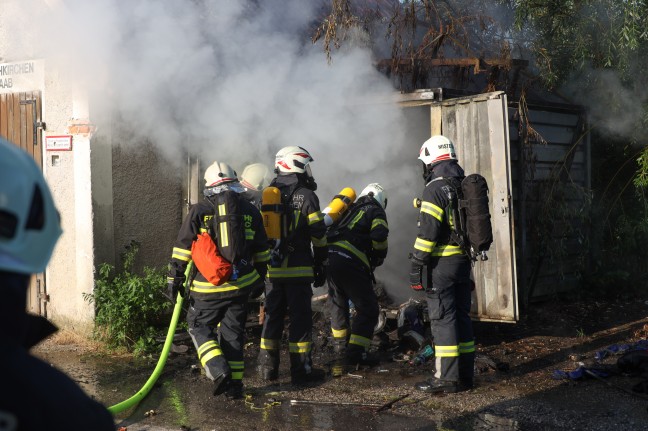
395, 90, 590, 321
508, 105, 590, 302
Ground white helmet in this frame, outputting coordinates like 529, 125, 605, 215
0, 138, 62, 274
359, 183, 387, 209
274, 146, 314, 175
204, 161, 238, 188
240, 163, 272, 191
419, 135, 457, 166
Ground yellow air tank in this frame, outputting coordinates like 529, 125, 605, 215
261, 186, 282, 240
322, 187, 356, 226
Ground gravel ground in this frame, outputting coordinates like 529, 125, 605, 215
34, 297, 648, 431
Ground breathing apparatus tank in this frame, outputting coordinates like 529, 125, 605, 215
322, 187, 356, 226
261, 186, 282, 241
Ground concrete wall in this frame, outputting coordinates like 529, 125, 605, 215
111, 138, 184, 273
43, 79, 98, 334
0, 4, 185, 331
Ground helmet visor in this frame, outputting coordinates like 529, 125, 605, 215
304, 164, 313, 179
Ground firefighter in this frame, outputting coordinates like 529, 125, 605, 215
327, 183, 389, 369
0, 139, 115, 430
167, 161, 269, 399
409, 135, 475, 394
256, 146, 328, 385
239, 162, 272, 209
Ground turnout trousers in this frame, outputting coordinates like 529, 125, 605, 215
187, 295, 248, 384
426, 255, 475, 386
258, 282, 313, 378
327, 252, 379, 356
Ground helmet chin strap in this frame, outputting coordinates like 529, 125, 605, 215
421, 161, 433, 180
274, 170, 317, 190
298, 173, 317, 191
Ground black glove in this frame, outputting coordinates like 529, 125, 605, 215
409, 262, 424, 291
370, 257, 384, 269
313, 260, 328, 288
249, 279, 265, 299
166, 276, 186, 303
313, 246, 328, 265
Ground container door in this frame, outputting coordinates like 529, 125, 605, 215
436, 91, 518, 322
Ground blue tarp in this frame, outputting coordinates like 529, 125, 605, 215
552, 365, 609, 380
594, 339, 648, 361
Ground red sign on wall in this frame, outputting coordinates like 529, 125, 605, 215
45, 135, 73, 151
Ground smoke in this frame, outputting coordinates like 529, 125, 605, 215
2, 0, 423, 302
562, 67, 648, 142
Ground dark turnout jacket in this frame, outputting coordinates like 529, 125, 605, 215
411, 160, 467, 265
267, 175, 328, 284
168, 192, 269, 305
0, 273, 115, 431
328, 196, 388, 269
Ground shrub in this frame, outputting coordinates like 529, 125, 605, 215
83, 241, 172, 355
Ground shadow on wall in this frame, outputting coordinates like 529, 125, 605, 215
111, 140, 184, 273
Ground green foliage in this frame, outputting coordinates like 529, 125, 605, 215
635, 147, 648, 189
83, 241, 171, 355
585, 134, 648, 297
513, 0, 648, 88
316, 1, 648, 299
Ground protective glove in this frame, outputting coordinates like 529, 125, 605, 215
166, 276, 186, 303
249, 279, 265, 299
409, 262, 424, 291
313, 260, 328, 288
370, 256, 384, 268
313, 246, 328, 265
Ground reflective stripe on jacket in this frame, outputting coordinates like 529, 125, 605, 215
328, 197, 388, 269
168, 194, 269, 301
267, 175, 327, 284
411, 165, 466, 264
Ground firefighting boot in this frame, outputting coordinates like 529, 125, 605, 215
291, 367, 326, 386
414, 377, 459, 394
331, 337, 347, 377
212, 373, 232, 396
332, 336, 347, 356
290, 352, 326, 386
345, 345, 380, 368
458, 350, 475, 390
256, 349, 280, 381
225, 380, 244, 400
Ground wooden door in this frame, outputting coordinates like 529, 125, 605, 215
0, 91, 47, 316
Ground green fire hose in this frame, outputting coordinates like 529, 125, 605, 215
108, 262, 193, 414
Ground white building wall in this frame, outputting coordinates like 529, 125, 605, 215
0, 4, 109, 333
0, 60, 184, 335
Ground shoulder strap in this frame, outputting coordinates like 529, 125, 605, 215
327, 196, 379, 244
438, 177, 468, 250
207, 191, 247, 264
275, 182, 304, 255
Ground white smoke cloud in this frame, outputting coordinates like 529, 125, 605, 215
563, 67, 648, 141
2, 0, 423, 301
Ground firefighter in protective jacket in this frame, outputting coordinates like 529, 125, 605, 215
327, 183, 389, 368
409, 135, 475, 394
239, 162, 272, 210
0, 139, 115, 430
167, 161, 269, 399
257, 146, 328, 385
